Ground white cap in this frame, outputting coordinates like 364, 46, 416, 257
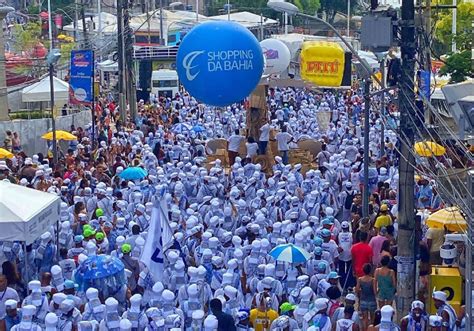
120, 319, 133, 330
432, 291, 447, 302
86, 287, 99, 300
105, 297, 119, 310
314, 298, 328, 312
192, 310, 205, 320
22, 305, 36, 316
380, 305, 395, 322
52, 293, 67, 305
45, 312, 58, 327
5, 299, 17, 309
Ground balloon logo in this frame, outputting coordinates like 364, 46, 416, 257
260, 38, 291, 75
177, 21, 264, 107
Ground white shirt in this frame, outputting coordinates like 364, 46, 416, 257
337, 231, 353, 262
259, 123, 271, 141
275, 132, 292, 151
246, 143, 258, 158
276, 109, 284, 121
0, 287, 20, 319
228, 135, 244, 152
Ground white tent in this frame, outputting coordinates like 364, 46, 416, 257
21, 76, 69, 104
209, 11, 278, 29
0, 181, 60, 244
63, 12, 117, 34
98, 59, 118, 72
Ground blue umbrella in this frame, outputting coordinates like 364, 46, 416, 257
119, 166, 148, 180
192, 124, 205, 133
75, 255, 126, 295
268, 243, 311, 264
171, 123, 191, 134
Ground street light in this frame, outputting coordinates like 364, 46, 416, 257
46, 48, 61, 166
267, 0, 380, 218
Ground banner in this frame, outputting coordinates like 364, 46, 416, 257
419, 69, 431, 101
69, 50, 94, 105
140, 200, 173, 282
300, 41, 351, 88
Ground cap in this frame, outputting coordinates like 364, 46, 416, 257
121, 243, 132, 254
345, 293, 357, 302
432, 291, 447, 302
380, 204, 388, 212
411, 300, 424, 310
64, 280, 77, 290
5, 299, 17, 309
95, 208, 104, 217
280, 302, 296, 313
327, 271, 340, 279
95, 232, 105, 241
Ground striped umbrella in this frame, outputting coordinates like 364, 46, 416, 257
268, 243, 311, 264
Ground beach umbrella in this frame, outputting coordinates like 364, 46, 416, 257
171, 123, 191, 134
426, 207, 467, 232
41, 130, 77, 141
119, 166, 148, 180
268, 243, 310, 264
74, 254, 126, 295
0, 148, 13, 159
414, 141, 446, 157
192, 124, 205, 133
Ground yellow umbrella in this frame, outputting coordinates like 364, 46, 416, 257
41, 130, 77, 141
426, 207, 467, 232
414, 141, 446, 157
0, 148, 13, 159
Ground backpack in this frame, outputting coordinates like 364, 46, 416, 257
328, 300, 341, 318
344, 190, 355, 210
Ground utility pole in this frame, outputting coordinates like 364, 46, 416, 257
81, 0, 88, 48
159, 0, 164, 44
379, 58, 385, 157
396, 0, 417, 319
117, 0, 126, 121
362, 78, 371, 218
124, 0, 137, 122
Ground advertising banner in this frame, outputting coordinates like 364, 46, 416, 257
69, 50, 94, 104
300, 41, 352, 88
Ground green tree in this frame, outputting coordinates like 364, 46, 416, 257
319, 0, 355, 25
293, 0, 320, 15
438, 50, 472, 83
434, 1, 474, 52
12, 22, 42, 53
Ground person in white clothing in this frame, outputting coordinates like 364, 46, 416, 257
336, 306, 359, 331
275, 126, 292, 165
258, 121, 271, 155
228, 129, 245, 165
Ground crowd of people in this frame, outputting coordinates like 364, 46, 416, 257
0, 85, 469, 330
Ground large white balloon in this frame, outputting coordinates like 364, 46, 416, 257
260, 38, 291, 75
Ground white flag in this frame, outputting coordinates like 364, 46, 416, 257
140, 200, 173, 281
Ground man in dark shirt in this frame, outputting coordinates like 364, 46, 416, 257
210, 298, 237, 331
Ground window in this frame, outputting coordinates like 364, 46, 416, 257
152, 80, 178, 88
168, 34, 177, 44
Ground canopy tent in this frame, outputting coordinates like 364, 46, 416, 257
209, 11, 278, 29
97, 59, 118, 72
63, 12, 117, 34
0, 181, 60, 244
21, 76, 69, 104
